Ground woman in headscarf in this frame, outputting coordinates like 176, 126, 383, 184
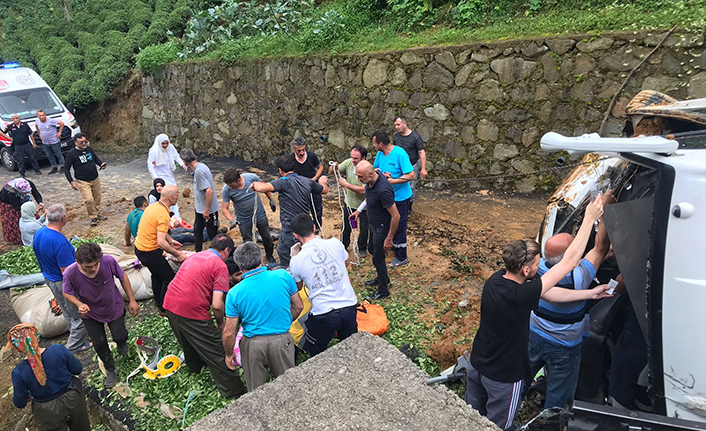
19, 201, 46, 246
147, 133, 186, 186
3, 323, 90, 431
148, 177, 180, 218
0, 178, 42, 244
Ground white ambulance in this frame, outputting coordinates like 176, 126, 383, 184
0, 62, 82, 171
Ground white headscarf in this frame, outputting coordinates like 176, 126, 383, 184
150, 133, 177, 170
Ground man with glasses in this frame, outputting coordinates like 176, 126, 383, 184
0, 113, 41, 177
64, 133, 107, 226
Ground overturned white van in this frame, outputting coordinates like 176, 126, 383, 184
0, 63, 82, 171
538, 106, 706, 430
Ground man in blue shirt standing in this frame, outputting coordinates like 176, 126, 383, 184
371, 130, 415, 268
222, 242, 304, 391
33, 204, 90, 353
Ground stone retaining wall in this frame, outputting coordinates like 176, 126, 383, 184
142, 29, 705, 192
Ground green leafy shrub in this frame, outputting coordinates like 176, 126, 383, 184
388, 0, 434, 31
300, 10, 348, 51
136, 43, 179, 73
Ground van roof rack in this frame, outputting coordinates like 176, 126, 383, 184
540, 132, 679, 156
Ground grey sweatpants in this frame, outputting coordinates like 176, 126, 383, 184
240, 333, 294, 391
465, 363, 524, 430
46, 279, 88, 352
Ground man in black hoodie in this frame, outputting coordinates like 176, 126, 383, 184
64, 133, 107, 227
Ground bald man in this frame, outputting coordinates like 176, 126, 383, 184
134, 185, 187, 314
351, 161, 399, 300
526, 195, 613, 409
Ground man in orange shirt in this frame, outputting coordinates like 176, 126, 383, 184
134, 185, 186, 314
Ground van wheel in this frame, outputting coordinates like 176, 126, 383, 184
1, 147, 17, 171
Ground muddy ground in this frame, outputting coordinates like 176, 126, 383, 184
0, 150, 547, 430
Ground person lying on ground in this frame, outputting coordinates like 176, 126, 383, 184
465, 195, 613, 430
62, 243, 139, 388
4, 323, 91, 431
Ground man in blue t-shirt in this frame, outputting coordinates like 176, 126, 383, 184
222, 242, 304, 391
527, 206, 612, 409
371, 130, 415, 268
125, 196, 147, 246
33, 204, 89, 353
221, 168, 276, 264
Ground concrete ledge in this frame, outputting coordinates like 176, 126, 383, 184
187, 332, 498, 431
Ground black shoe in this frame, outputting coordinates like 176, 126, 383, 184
117, 343, 128, 356
97, 214, 108, 221
104, 370, 118, 388
364, 278, 379, 286
34, 170, 42, 175
368, 289, 390, 300
90, 218, 99, 226
48, 167, 58, 174
19, 172, 26, 178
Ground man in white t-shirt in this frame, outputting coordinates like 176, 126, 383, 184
288, 213, 358, 355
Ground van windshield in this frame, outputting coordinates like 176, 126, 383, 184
0, 88, 63, 121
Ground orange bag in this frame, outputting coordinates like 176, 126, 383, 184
356, 301, 389, 336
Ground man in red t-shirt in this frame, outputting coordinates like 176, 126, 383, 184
163, 234, 246, 398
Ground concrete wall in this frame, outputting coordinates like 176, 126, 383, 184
141, 29, 705, 192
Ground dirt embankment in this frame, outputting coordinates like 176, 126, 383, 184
75, 71, 143, 154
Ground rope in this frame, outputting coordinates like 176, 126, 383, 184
310, 192, 326, 238
329, 161, 360, 265
182, 390, 200, 428
402, 156, 612, 184
251, 188, 258, 243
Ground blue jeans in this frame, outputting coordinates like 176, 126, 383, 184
526, 330, 582, 409
42, 143, 65, 168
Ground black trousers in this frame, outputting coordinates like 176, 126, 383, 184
342, 205, 369, 252
310, 193, 323, 230
166, 311, 246, 398
135, 247, 175, 312
82, 313, 128, 372
369, 224, 390, 292
13, 144, 39, 175
194, 211, 219, 252
304, 305, 358, 356
239, 217, 275, 261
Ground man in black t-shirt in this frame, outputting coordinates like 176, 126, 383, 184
351, 161, 400, 300
251, 155, 328, 267
393, 115, 426, 206
465, 196, 611, 429
288, 137, 324, 230
0, 114, 41, 177
64, 133, 107, 226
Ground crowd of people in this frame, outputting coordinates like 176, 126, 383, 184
3, 113, 621, 431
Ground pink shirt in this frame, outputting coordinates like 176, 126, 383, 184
163, 250, 229, 320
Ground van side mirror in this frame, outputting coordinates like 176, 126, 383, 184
66, 103, 76, 115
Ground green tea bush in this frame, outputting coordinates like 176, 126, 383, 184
135, 43, 179, 73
